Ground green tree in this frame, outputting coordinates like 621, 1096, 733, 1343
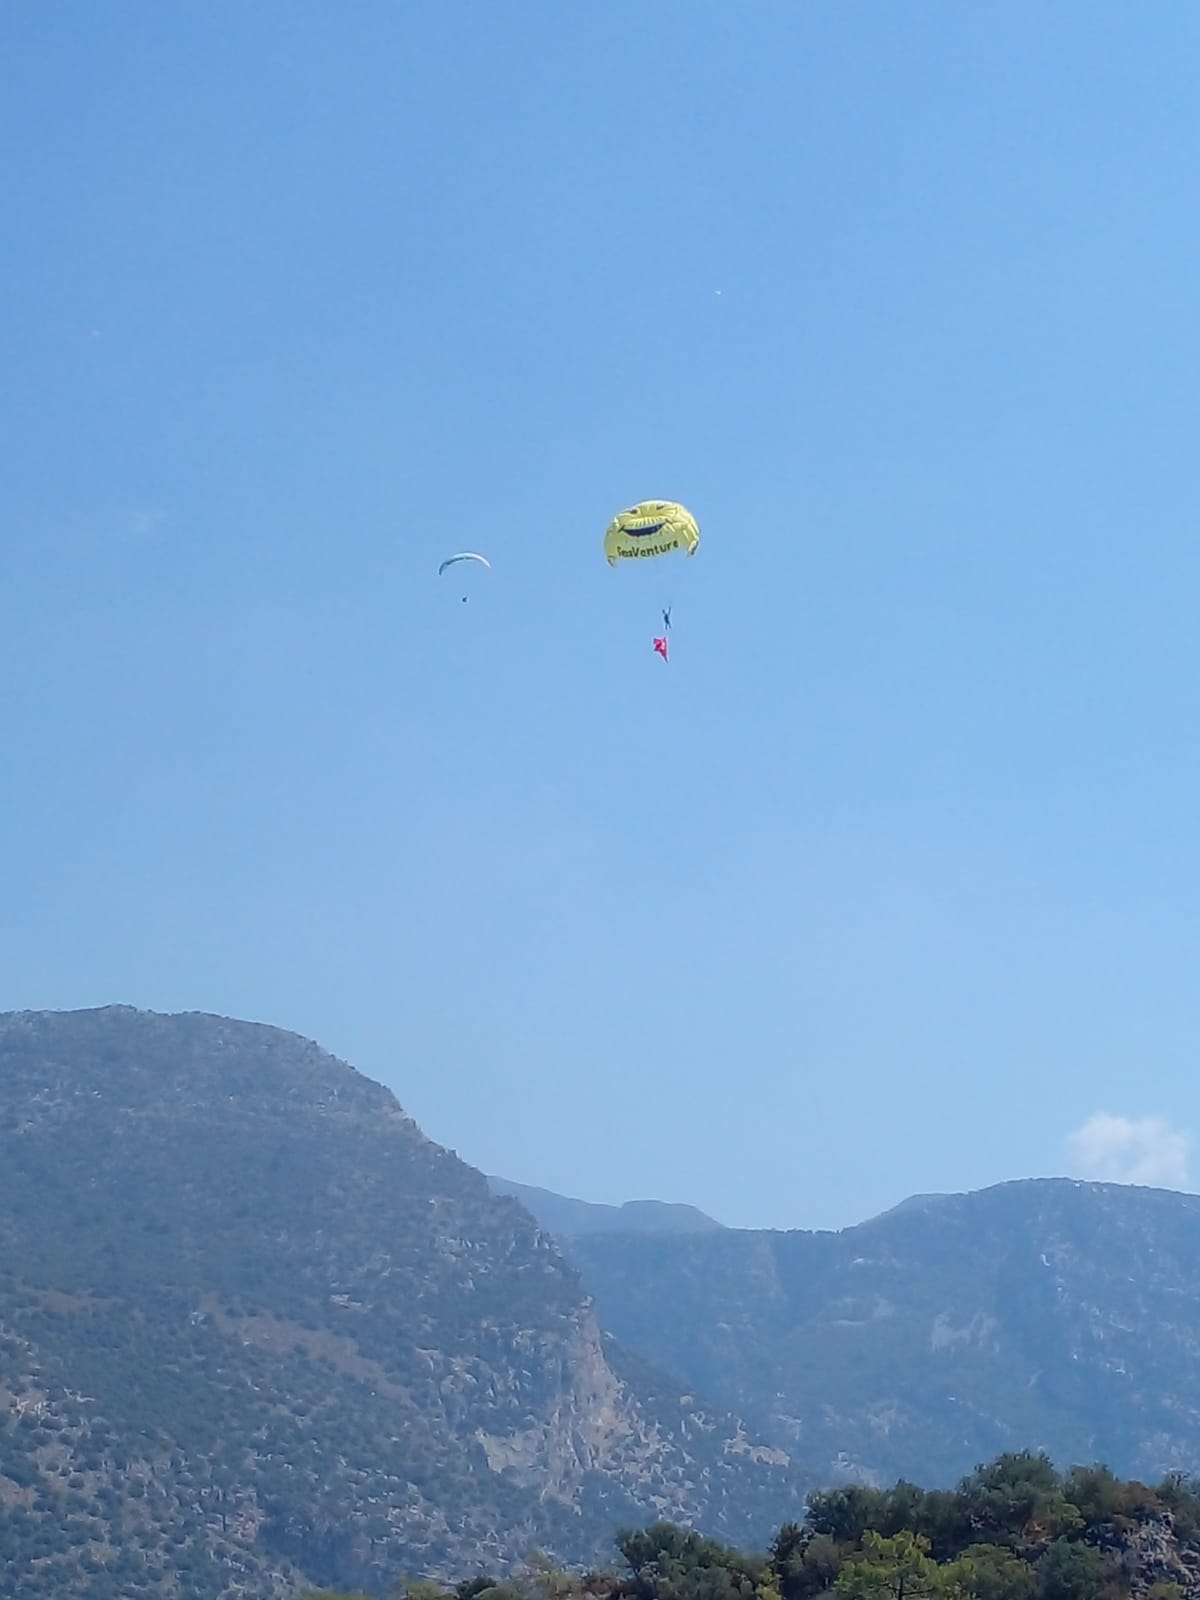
771, 1523, 843, 1600
951, 1544, 1036, 1600
522, 1552, 582, 1600
1061, 1463, 1160, 1529
958, 1455, 1081, 1549
835, 1530, 961, 1600
1032, 1539, 1103, 1600
914, 1491, 974, 1564
457, 1580, 523, 1600
807, 1487, 891, 1544
617, 1522, 765, 1600
881, 1484, 933, 1539
1157, 1472, 1200, 1542
1059, 1464, 1123, 1527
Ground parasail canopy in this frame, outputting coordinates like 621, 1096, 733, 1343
603, 501, 700, 568
438, 552, 492, 576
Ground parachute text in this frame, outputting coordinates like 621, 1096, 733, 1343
616, 539, 681, 559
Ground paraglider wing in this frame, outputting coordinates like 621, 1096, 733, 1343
603, 501, 699, 567
438, 552, 492, 576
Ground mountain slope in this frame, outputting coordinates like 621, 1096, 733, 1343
568, 1177, 1200, 1490
486, 1177, 724, 1239
0, 1006, 801, 1600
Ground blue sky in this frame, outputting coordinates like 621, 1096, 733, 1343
3, 2, 1200, 1230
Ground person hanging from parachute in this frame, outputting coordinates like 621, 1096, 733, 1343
602, 500, 699, 664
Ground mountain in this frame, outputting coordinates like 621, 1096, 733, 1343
568, 1177, 1200, 1492
12, 1005, 1200, 1600
485, 1177, 724, 1240
0, 1006, 803, 1600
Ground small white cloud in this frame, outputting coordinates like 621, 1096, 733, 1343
1065, 1111, 1193, 1189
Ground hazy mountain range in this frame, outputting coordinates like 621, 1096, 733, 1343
484, 1175, 724, 1239
568, 1176, 1200, 1490
3, 1005, 1200, 1600
0, 1007, 798, 1600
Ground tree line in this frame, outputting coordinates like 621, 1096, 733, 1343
306, 1450, 1200, 1600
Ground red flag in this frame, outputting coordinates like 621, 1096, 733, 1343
653, 635, 669, 663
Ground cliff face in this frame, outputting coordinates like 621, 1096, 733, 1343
569, 1177, 1200, 1489
0, 1007, 802, 1600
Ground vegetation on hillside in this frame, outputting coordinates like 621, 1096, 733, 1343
0, 1007, 802, 1598
569, 1179, 1200, 1490
307, 1453, 1200, 1600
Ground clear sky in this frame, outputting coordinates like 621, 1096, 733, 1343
4, 2, 1200, 1231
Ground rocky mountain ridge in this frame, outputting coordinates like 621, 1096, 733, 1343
485, 1176, 724, 1239
568, 1175, 1200, 1491
0, 1006, 801, 1600
7, 1004, 1200, 1599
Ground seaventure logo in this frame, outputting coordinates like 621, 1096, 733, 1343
618, 538, 681, 558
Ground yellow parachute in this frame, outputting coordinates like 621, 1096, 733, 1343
603, 500, 700, 567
